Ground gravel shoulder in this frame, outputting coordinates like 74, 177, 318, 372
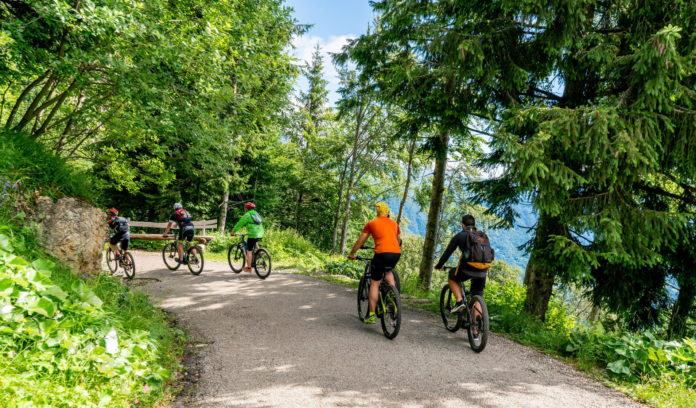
126, 251, 645, 408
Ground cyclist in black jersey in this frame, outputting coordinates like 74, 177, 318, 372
163, 203, 195, 263
106, 208, 130, 260
435, 215, 489, 314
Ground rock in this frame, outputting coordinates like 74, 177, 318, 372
31, 196, 106, 274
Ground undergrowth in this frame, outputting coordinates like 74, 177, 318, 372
0, 220, 183, 407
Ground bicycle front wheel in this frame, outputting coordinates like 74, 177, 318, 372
187, 246, 204, 275
162, 242, 181, 270
357, 275, 371, 321
122, 252, 136, 280
105, 247, 118, 273
439, 285, 461, 332
254, 248, 272, 279
380, 284, 401, 340
228, 245, 244, 273
467, 295, 489, 353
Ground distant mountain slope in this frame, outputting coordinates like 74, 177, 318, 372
389, 198, 535, 271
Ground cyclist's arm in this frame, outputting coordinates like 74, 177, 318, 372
347, 232, 370, 259
163, 221, 175, 236
434, 236, 458, 269
232, 213, 250, 234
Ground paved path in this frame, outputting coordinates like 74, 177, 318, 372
126, 252, 643, 408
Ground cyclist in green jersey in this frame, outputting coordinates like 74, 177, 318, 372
231, 202, 264, 273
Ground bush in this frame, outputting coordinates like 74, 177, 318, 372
0, 131, 95, 200
0, 221, 182, 407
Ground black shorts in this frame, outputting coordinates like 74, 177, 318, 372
448, 267, 486, 296
109, 232, 130, 250
370, 252, 401, 281
178, 226, 195, 242
246, 238, 261, 251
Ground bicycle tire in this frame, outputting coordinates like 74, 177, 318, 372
380, 284, 401, 340
105, 247, 118, 273
467, 295, 489, 353
439, 285, 461, 332
357, 275, 371, 321
122, 252, 136, 280
162, 242, 181, 270
187, 246, 204, 275
390, 269, 401, 292
228, 244, 244, 273
254, 248, 272, 279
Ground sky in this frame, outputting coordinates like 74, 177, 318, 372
284, 0, 375, 104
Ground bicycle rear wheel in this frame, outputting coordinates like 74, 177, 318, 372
228, 245, 244, 273
467, 295, 489, 353
386, 269, 401, 292
162, 242, 181, 270
187, 246, 204, 275
122, 252, 136, 280
105, 247, 118, 273
380, 284, 401, 340
357, 274, 371, 321
254, 248, 272, 279
439, 285, 461, 332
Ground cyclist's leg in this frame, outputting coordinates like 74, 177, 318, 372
185, 229, 196, 255
109, 233, 122, 256
369, 254, 389, 313
120, 235, 130, 259
447, 267, 465, 302
382, 253, 400, 287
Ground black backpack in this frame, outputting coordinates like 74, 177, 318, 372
465, 228, 494, 270
113, 216, 129, 233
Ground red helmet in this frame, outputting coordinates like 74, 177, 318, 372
244, 202, 256, 209
106, 208, 119, 216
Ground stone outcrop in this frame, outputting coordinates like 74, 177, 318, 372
32, 196, 106, 274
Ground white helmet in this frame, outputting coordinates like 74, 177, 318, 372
173, 203, 183, 210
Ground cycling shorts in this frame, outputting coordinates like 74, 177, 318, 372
178, 226, 195, 242
246, 238, 261, 251
370, 252, 400, 281
109, 232, 130, 250
448, 267, 486, 296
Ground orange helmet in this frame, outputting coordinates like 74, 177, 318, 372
106, 208, 119, 216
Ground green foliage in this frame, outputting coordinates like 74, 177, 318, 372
0, 131, 94, 199
0, 222, 182, 407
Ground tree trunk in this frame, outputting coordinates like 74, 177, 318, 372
523, 213, 564, 321
397, 137, 417, 225
417, 130, 449, 291
668, 259, 695, 338
331, 157, 350, 253
218, 185, 229, 233
588, 304, 601, 322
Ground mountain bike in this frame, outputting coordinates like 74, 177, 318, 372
355, 250, 402, 340
162, 234, 204, 275
227, 233, 272, 279
104, 243, 135, 280
439, 278, 489, 352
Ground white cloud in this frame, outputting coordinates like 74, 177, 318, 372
289, 34, 355, 105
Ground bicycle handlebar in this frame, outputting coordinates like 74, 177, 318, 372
355, 256, 371, 261
360, 245, 374, 250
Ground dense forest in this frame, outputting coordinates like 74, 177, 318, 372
0, 0, 694, 406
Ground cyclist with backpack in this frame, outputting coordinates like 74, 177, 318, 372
231, 202, 264, 273
106, 208, 130, 260
435, 214, 494, 313
163, 203, 196, 263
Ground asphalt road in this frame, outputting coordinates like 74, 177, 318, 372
126, 251, 644, 408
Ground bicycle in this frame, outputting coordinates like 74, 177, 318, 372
439, 275, 489, 352
104, 243, 136, 280
162, 234, 204, 275
227, 233, 272, 279
355, 249, 402, 340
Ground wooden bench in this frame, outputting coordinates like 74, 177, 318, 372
129, 219, 219, 244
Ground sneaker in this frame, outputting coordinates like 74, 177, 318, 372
364, 312, 377, 324
174, 257, 182, 263
451, 301, 466, 314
